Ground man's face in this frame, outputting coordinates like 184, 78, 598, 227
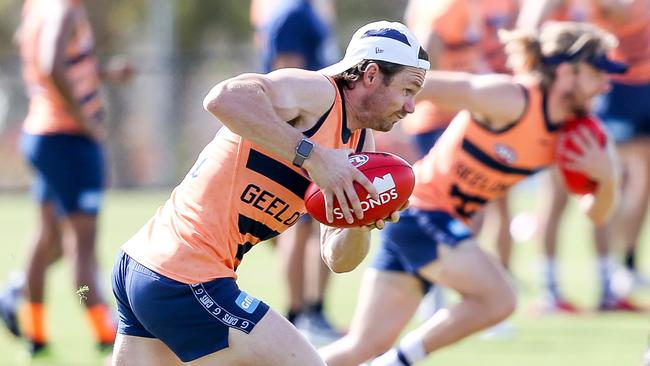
360, 65, 426, 132
565, 63, 611, 114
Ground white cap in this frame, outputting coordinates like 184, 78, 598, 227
320, 21, 430, 75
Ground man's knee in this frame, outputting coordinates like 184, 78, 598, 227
483, 282, 517, 325
343, 332, 395, 361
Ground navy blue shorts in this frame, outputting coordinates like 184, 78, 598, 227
20, 133, 105, 215
370, 209, 473, 290
413, 128, 446, 157
111, 251, 270, 362
594, 81, 650, 143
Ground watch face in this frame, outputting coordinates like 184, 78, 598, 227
297, 140, 314, 156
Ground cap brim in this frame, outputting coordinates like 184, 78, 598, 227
590, 55, 628, 74
319, 58, 363, 76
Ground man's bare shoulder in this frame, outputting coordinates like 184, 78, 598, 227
259, 68, 337, 118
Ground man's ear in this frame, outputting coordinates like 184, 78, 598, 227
554, 63, 575, 88
555, 63, 575, 80
363, 62, 380, 86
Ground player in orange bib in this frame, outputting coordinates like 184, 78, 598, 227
320, 21, 621, 366
0, 0, 131, 357
518, 0, 650, 313
111, 21, 429, 366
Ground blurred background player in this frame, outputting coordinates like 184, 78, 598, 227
320, 21, 622, 366
250, 0, 343, 345
0, 0, 132, 356
517, 0, 650, 312
401, 0, 518, 320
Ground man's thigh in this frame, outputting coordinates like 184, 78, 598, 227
190, 308, 326, 366
112, 334, 182, 366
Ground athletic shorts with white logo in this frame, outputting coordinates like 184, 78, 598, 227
111, 251, 270, 362
370, 208, 473, 290
20, 133, 105, 215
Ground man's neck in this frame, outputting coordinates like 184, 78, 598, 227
546, 88, 572, 126
341, 87, 363, 131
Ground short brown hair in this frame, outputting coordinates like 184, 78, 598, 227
331, 60, 406, 89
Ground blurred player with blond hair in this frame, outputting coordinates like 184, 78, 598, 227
320, 21, 622, 366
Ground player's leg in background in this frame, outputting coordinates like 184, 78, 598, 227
537, 169, 580, 313
594, 81, 650, 308
600, 138, 650, 310
617, 140, 650, 283
299, 219, 343, 345
278, 216, 342, 345
60, 137, 116, 350
277, 218, 309, 325
370, 239, 516, 366
417, 241, 515, 349
491, 196, 513, 271
0, 133, 66, 355
64, 210, 117, 349
478, 196, 517, 339
319, 269, 423, 366
0, 199, 63, 355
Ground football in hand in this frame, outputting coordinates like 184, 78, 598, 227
557, 115, 607, 194
304, 152, 415, 228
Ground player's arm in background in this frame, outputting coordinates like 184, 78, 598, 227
318, 132, 400, 273
561, 129, 619, 225
516, 0, 564, 30
204, 68, 378, 225
39, 1, 98, 138
417, 71, 528, 130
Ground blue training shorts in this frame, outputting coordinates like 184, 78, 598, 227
413, 128, 446, 158
111, 251, 270, 362
20, 133, 105, 215
370, 208, 473, 291
594, 81, 650, 143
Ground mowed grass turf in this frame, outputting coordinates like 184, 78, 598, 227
0, 188, 648, 366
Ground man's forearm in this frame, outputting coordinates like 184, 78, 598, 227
321, 226, 371, 274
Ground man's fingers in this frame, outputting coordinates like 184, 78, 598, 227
323, 191, 334, 223
561, 149, 582, 163
578, 126, 598, 148
343, 183, 364, 220
356, 171, 378, 200
334, 189, 354, 224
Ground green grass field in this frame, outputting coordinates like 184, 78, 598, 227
0, 189, 648, 366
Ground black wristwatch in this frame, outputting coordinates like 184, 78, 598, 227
292, 137, 314, 168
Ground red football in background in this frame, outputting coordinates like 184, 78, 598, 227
557, 115, 608, 194
304, 152, 415, 228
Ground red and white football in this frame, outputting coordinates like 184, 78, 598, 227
304, 152, 415, 228
557, 115, 607, 195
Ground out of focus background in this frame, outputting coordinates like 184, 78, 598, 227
0, 1, 648, 365
0, 0, 409, 190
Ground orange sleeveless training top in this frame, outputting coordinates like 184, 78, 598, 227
122, 78, 366, 284
403, 0, 487, 135
410, 80, 559, 221
588, 0, 650, 84
19, 0, 103, 135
